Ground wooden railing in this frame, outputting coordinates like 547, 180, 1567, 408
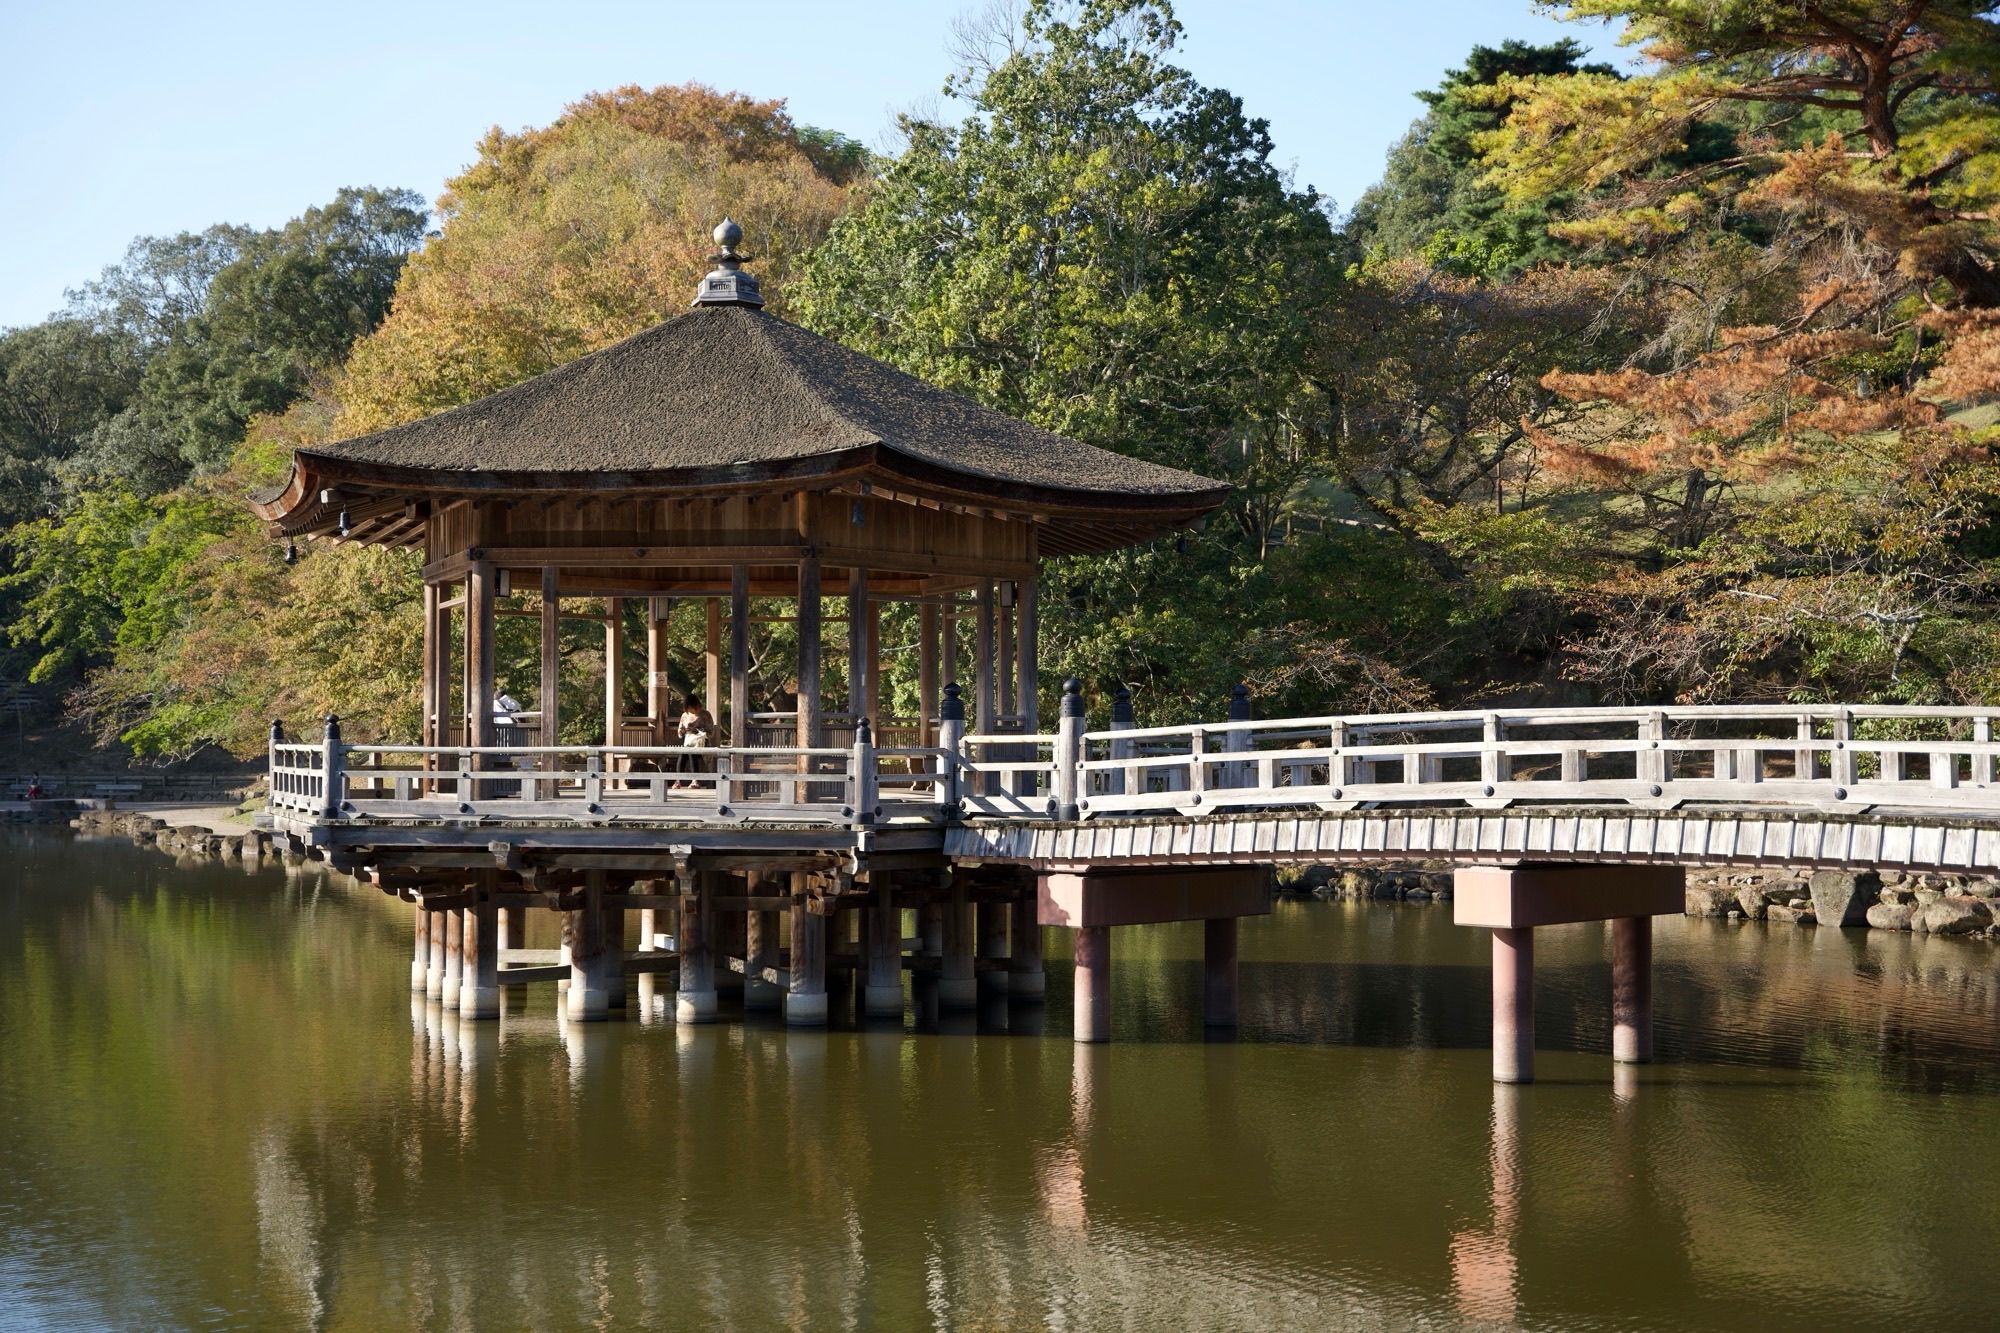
267, 699, 2000, 832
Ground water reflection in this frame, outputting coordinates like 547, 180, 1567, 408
5, 831, 2000, 1329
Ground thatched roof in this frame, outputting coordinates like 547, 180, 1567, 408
267, 305, 1225, 506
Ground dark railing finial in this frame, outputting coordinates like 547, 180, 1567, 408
323, 713, 342, 742
940, 681, 965, 723
269, 719, 284, 744
1062, 678, 1085, 719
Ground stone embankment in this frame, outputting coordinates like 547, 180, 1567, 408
69, 807, 296, 866
1280, 861, 1998, 940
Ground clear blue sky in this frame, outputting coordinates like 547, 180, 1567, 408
0, 1, 1629, 330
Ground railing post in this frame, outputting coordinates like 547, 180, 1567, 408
268, 719, 284, 807
320, 714, 343, 820
1977, 716, 1995, 786
1330, 719, 1348, 791
1480, 713, 1503, 790
458, 748, 475, 806
1056, 679, 1084, 820
1111, 687, 1135, 798
938, 682, 966, 815
852, 716, 878, 824
1832, 709, 1856, 789
1225, 682, 1251, 788
1641, 710, 1665, 788
1795, 713, 1817, 781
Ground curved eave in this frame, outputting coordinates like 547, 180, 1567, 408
255, 443, 1229, 556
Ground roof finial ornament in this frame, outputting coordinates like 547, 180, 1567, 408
693, 216, 765, 309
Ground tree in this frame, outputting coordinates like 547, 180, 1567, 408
793, 0, 1367, 717
0, 320, 141, 526
336, 84, 862, 433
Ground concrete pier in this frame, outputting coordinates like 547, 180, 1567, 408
497, 904, 524, 953
676, 872, 717, 1024
460, 896, 500, 1019
940, 881, 977, 1011
786, 878, 828, 1026
441, 908, 464, 1010
1203, 916, 1238, 1029
1490, 927, 1534, 1085
1611, 916, 1652, 1064
1074, 925, 1111, 1043
1009, 896, 1045, 1002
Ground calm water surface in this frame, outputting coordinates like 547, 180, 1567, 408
3, 829, 1998, 1331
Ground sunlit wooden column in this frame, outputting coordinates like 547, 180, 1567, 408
421, 583, 439, 748
426, 905, 448, 999
539, 566, 561, 767
847, 566, 870, 727
786, 873, 828, 1026
1009, 892, 1045, 1002
729, 564, 750, 744
704, 598, 722, 715
647, 597, 672, 744
467, 561, 496, 750
603, 597, 624, 747
412, 902, 430, 991
675, 867, 716, 1023
918, 601, 939, 744
941, 597, 959, 694
940, 874, 976, 1010
461, 885, 500, 1019
998, 583, 1015, 721
975, 581, 997, 734
441, 905, 464, 1010
745, 880, 781, 1011
797, 558, 822, 749
1016, 573, 1039, 733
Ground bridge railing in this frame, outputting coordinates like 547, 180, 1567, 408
1075, 704, 2000, 818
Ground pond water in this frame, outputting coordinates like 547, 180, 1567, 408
2, 829, 1997, 1330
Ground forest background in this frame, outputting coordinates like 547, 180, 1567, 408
3, 0, 1998, 763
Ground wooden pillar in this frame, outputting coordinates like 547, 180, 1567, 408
729, 564, 750, 745
847, 566, 869, 726
498, 904, 525, 953
412, 904, 430, 991
467, 561, 496, 749
676, 868, 717, 1023
998, 583, 1015, 719
603, 597, 623, 747
539, 567, 561, 762
1074, 925, 1111, 1043
976, 900, 1009, 998
786, 874, 828, 1026
426, 906, 447, 999
1202, 916, 1238, 1028
745, 887, 781, 1011
1492, 927, 1534, 1084
975, 581, 996, 733
461, 890, 500, 1019
864, 879, 903, 1017
1016, 574, 1039, 731
797, 557, 822, 749
567, 871, 617, 1021
1612, 916, 1653, 1064
867, 598, 881, 727
442, 907, 464, 1010
940, 876, 976, 1010
704, 597, 722, 715
941, 600, 959, 697
647, 597, 672, 743
421, 583, 439, 747
918, 601, 939, 744
1009, 895, 1045, 1002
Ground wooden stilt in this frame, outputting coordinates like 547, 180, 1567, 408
940, 876, 976, 1010
786, 873, 828, 1026
427, 907, 447, 998
976, 899, 1010, 998
442, 906, 464, 1009
412, 904, 430, 991
1009, 894, 1045, 1002
864, 879, 903, 1017
539, 567, 560, 761
676, 868, 717, 1023
567, 870, 615, 1021
1074, 925, 1111, 1043
461, 890, 500, 1019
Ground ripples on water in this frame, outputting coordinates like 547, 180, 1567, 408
1, 831, 1997, 1330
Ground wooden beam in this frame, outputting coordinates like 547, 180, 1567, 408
705, 596, 722, 715
467, 561, 496, 748
730, 564, 750, 746
604, 597, 623, 745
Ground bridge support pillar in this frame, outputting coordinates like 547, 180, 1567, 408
1491, 927, 1534, 1084
460, 893, 500, 1019
1074, 925, 1112, 1043
412, 904, 430, 992
567, 872, 618, 1021
426, 906, 447, 999
441, 906, 464, 1011
1611, 916, 1652, 1064
745, 897, 782, 1012
677, 871, 717, 1024
1203, 916, 1239, 1029
1009, 894, 1045, 1002
497, 904, 525, 953
786, 874, 828, 1026
940, 878, 977, 1011
863, 881, 904, 1018
976, 900, 1010, 999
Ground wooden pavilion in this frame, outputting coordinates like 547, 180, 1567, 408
254, 220, 1225, 764
254, 220, 1228, 1029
